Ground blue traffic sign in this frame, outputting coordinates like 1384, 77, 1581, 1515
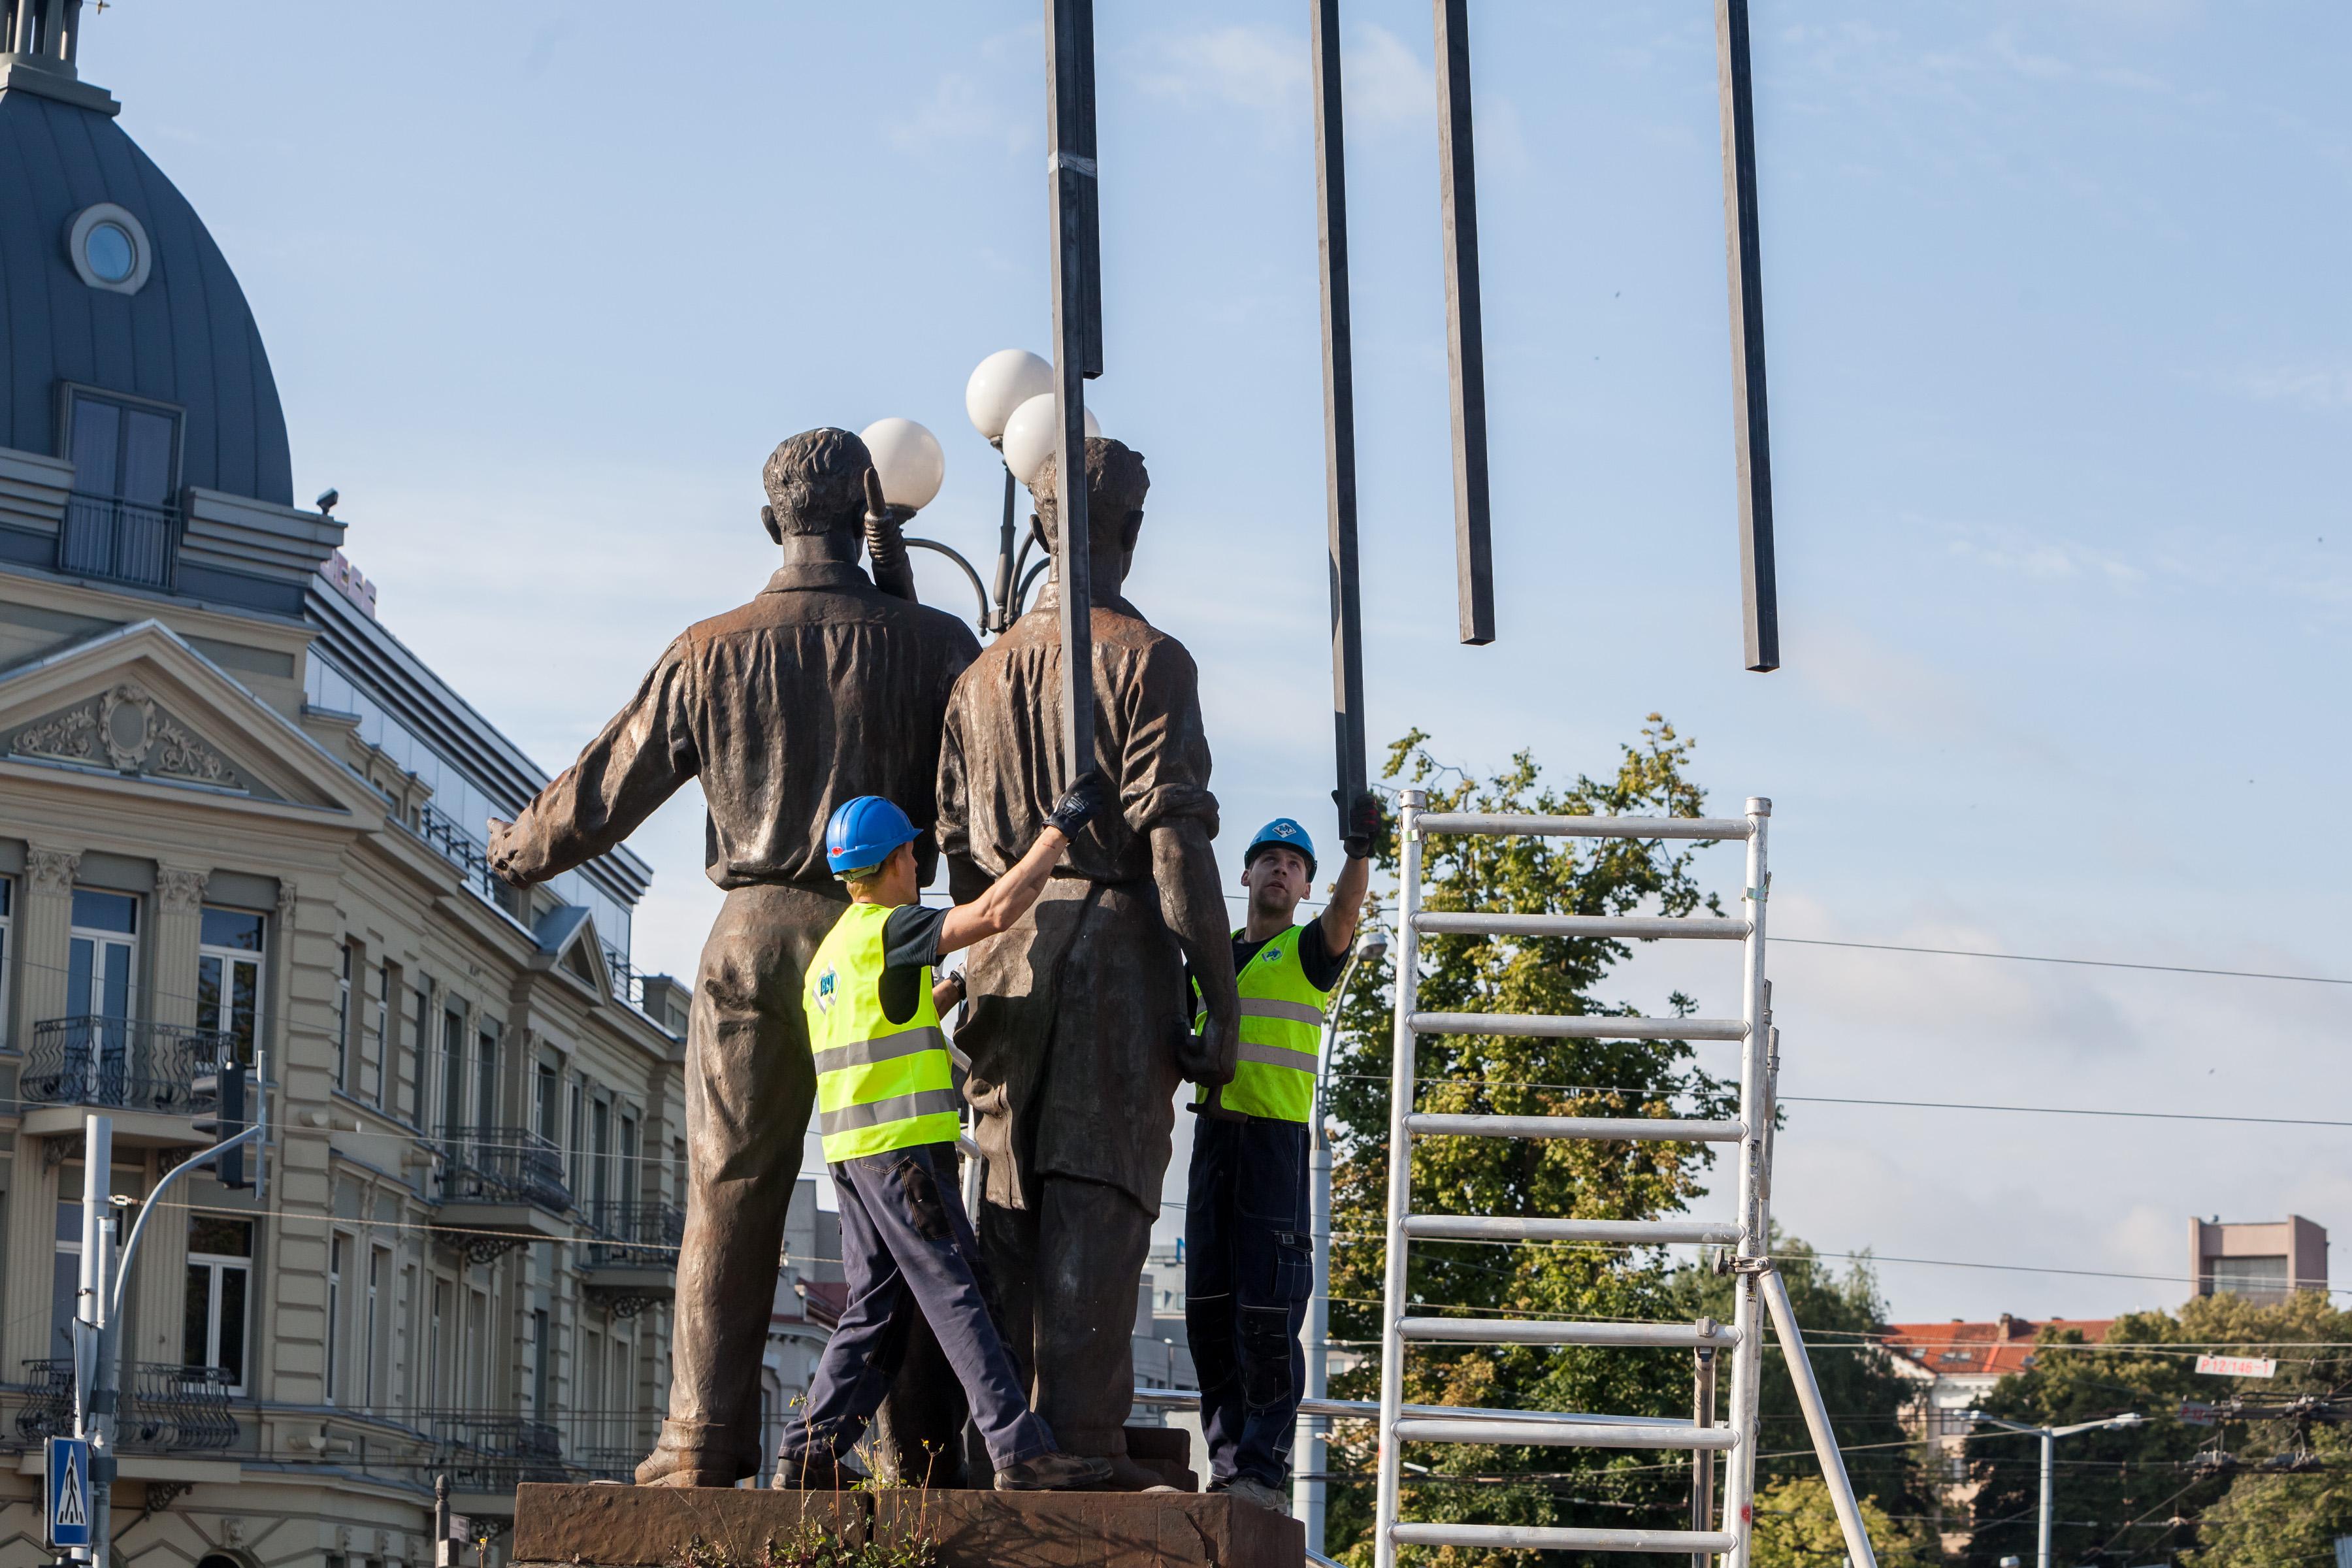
46, 1435, 91, 1548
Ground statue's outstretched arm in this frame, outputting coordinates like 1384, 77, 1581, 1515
1153, 817, 1238, 1086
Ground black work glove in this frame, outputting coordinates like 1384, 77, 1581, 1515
1045, 770, 1107, 839
1336, 787, 1384, 860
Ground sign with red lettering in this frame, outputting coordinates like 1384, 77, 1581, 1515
2195, 1354, 2276, 1379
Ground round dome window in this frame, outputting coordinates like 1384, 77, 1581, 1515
85, 221, 137, 283
66, 203, 152, 295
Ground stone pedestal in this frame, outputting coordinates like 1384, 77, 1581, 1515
512, 1483, 1302, 1568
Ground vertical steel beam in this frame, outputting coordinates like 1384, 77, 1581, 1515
1431, 0, 1494, 646
1045, 0, 1102, 779
1313, 0, 1368, 808
1714, 0, 1779, 672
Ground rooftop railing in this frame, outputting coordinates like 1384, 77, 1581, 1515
20, 1017, 233, 1115
58, 493, 179, 590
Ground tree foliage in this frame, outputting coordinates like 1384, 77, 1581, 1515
1750, 1475, 1937, 1568
1322, 719, 1744, 1563
1961, 1290, 2352, 1567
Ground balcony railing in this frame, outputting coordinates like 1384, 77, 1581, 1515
438, 1127, 570, 1213
21, 1017, 232, 1114
12, 1360, 238, 1452
407, 1409, 566, 1490
581, 1201, 684, 1269
58, 493, 180, 590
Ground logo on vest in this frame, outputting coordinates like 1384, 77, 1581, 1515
815, 966, 838, 1013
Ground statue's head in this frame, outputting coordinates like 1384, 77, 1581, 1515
761, 428, 872, 544
1034, 437, 1150, 574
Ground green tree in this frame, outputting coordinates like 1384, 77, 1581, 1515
1322, 718, 1739, 1563
1750, 1475, 1936, 1568
1961, 1291, 2352, 1566
1669, 1233, 1937, 1530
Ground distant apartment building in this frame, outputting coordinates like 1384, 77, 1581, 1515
0, 12, 686, 1563
2191, 1215, 2328, 1303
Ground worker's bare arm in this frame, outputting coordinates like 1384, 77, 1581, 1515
938, 825, 1070, 955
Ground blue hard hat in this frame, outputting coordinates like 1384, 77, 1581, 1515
1244, 817, 1316, 875
825, 795, 919, 875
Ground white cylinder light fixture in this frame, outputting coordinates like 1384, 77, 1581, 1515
999, 393, 1102, 489
964, 350, 1056, 446
860, 418, 947, 512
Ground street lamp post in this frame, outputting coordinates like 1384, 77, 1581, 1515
1294, 930, 1388, 1550
1970, 1410, 2143, 1568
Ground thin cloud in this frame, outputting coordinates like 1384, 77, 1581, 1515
1131, 21, 1433, 137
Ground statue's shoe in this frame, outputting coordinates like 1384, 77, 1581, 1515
634, 1419, 751, 1488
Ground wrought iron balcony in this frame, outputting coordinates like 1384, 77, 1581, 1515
581, 1201, 684, 1268
12, 1360, 239, 1451
406, 1409, 565, 1490
438, 1126, 570, 1214
21, 1017, 233, 1115
59, 492, 181, 590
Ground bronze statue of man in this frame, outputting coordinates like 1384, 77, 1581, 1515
936, 436, 1241, 1484
487, 427, 979, 1487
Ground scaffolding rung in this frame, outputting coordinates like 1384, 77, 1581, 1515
1403, 1215, 1740, 1245
1417, 811, 1753, 841
1398, 1316, 1740, 1348
1408, 1011, 1746, 1041
1413, 911, 1750, 940
1408, 1113, 1744, 1143
1133, 1386, 1686, 1428
1393, 1417, 1738, 1451
1392, 1523, 1739, 1553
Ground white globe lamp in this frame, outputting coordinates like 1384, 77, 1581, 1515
860, 418, 946, 512
964, 350, 1055, 446
1000, 393, 1102, 489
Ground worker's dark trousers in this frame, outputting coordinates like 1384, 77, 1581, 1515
1185, 1115, 1313, 1488
779, 1142, 1054, 1471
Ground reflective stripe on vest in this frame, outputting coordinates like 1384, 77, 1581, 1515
1194, 925, 1331, 1122
805, 902, 961, 1161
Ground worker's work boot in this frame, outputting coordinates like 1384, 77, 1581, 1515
634, 1420, 742, 1488
771, 1450, 852, 1490
1215, 1476, 1293, 1516
994, 1451, 1114, 1491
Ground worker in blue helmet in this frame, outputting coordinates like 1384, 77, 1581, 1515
1184, 789, 1382, 1512
776, 777, 1111, 1491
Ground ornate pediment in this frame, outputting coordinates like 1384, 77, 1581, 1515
7, 681, 276, 799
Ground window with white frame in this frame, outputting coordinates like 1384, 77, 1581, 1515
437, 1002, 466, 1140
52, 1194, 83, 1359
590, 1096, 612, 1221
182, 1215, 252, 1392
365, 1245, 387, 1406
535, 1060, 560, 1147
620, 1110, 640, 1211
472, 1020, 499, 1134
375, 960, 395, 1112
406, 979, 431, 1126
326, 1233, 345, 1405
566, 1078, 585, 1198
196, 906, 265, 1065
335, 943, 355, 1091
0, 875, 13, 1049
428, 1276, 450, 1407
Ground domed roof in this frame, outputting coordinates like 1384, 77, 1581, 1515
0, 78, 293, 506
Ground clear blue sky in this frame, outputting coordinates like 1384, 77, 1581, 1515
86, 1, 2351, 1320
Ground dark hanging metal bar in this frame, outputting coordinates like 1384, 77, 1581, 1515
1715, 0, 1780, 672
1432, 0, 1494, 647
1313, 0, 1368, 811
1045, 0, 1103, 777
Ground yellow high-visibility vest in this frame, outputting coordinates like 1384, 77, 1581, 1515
1194, 924, 1331, 1122
804, 902, 960, 1162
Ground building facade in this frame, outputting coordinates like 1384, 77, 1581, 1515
2190, 1215, 2328, 1304
0, 8, 685, 1564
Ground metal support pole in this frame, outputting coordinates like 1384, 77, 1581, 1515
1761, 1267, 1878, 1568
1724, 800, 1771, 1568
1297, 1116, 1333, 1546
1431, 0, 1494, 645
76, 1114, 113, 1567
1312, 0, 1368, 807
1044, 0, 1102, 780
2037, 1428, 2054, 1568
1713, 0, 1780, 672
991, 463, 1019, 632
1691, 1339, 1718, 1567
1372, 791, 1425, 1568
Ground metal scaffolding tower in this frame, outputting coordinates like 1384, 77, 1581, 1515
1370, 791, 1876, 1565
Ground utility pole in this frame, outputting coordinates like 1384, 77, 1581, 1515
1043, 0, 1103, 783
1971, 1410, 2142, 1568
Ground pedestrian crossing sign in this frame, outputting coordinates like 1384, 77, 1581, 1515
46, 1434, 91, 1548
